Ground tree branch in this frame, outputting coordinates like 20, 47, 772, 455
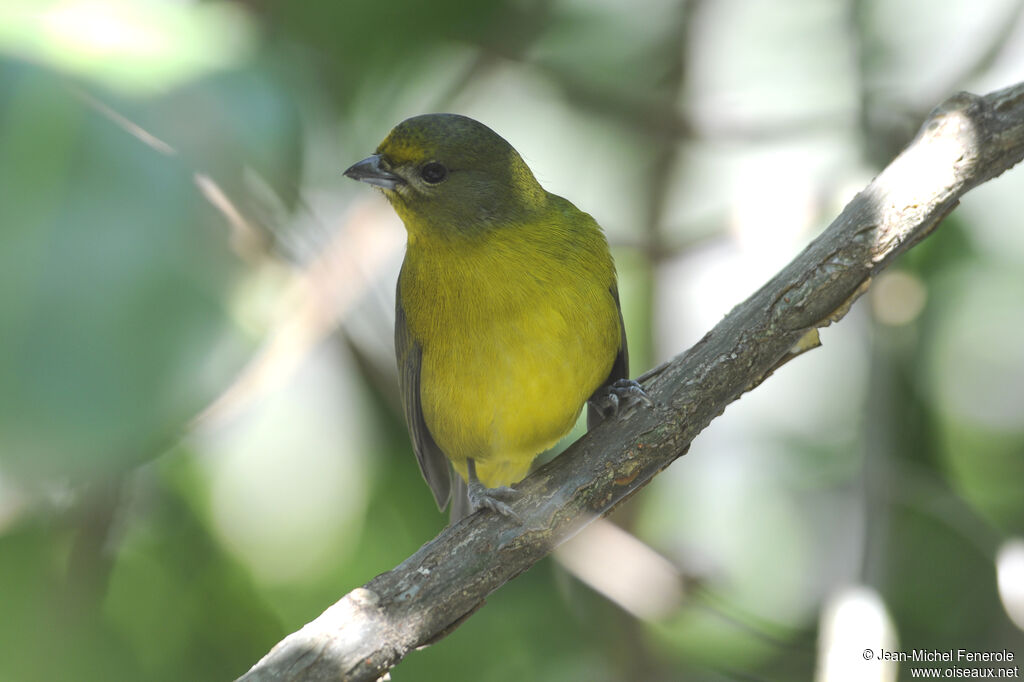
238, 81, 1024, 682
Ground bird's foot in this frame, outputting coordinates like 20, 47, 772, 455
466, 480, 520, 521
590, 379, 654, 420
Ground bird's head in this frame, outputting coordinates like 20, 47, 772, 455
344, 114, 547, 235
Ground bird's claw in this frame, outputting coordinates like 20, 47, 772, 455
467, 482, 520, 521
591, 379, 653, 419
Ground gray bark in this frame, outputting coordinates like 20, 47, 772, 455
239, 81, 1024, 682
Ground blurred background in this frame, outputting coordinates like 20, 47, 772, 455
2, 0, 1024, 680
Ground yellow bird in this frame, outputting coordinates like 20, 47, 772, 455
345, 114, 647, 520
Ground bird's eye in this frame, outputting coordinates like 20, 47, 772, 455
420, 162, 448, 184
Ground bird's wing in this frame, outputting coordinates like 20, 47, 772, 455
395, 282, 452, 511
587, 283, 630, 429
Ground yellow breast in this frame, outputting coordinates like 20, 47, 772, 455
399, 206, 619, 488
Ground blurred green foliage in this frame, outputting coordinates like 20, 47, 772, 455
0, 61, 247, 479
2, 0, 1024, 680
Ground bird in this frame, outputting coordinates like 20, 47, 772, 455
344, 113, 648, 522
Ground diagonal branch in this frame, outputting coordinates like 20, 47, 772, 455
238, 81, 1024, 682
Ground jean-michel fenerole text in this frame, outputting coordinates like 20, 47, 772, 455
878, 649, 1015, 663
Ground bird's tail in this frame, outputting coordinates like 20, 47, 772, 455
449, 467, 472, 523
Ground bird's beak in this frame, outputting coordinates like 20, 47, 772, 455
343, 154, 404, 190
